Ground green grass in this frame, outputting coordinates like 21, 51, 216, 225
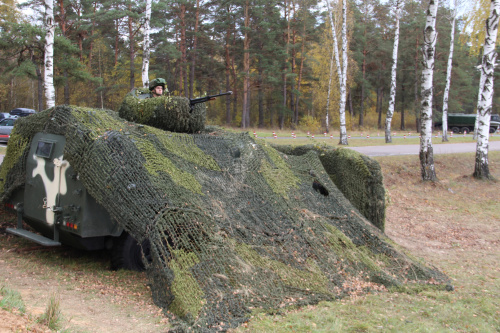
38, 293, 63, 330
0, 285, 26, 314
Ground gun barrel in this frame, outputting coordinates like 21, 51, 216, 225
190, 91, 233, 106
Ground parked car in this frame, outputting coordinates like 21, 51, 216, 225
9, 108, 36, 117
0, 118, 16, 143
0, 113, 11, 120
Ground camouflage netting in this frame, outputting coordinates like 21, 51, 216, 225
118, 88, 206, 133
0, 102, 450, 332
272, 144, 386, 231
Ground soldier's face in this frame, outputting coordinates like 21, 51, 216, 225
152, 86, 163, 97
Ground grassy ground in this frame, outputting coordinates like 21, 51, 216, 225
237, 152, 500, 332
0, 148, 499, 332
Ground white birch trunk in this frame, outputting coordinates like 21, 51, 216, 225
474, 0, 500, 179
44, 0, 55, 109
442, 0, 458, 142
326, 1, 341, 134
385, 0, 401, 144
142, 0, 152, 89
419, 0, 438, 181
325, 46, 333, 133
338, 0, 348, 145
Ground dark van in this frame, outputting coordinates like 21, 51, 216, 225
10, 108, 36, 117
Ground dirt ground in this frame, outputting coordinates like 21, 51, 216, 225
0, 153, 499, 332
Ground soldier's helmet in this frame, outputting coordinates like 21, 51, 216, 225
149, 78, 166, 91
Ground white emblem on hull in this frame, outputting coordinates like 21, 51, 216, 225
32, 154, 70, 225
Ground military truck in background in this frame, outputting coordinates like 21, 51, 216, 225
443, 113, 500, 134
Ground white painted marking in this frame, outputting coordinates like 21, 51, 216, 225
32, 154, 70, 225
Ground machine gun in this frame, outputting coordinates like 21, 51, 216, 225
190, 91, 233, 110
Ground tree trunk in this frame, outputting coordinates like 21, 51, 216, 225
338, 0, 348, 145
36, 64, 43, 112
44, 0, 55, 108
414, 28, 420, 133
325, 5, 337, 134
442, 3, 457, 142
348, 87, 353, 118
114, 21, 119, 66
377, 86, 383, 129
474, 0, 500, 179
385, 0, 401, 143
225, 20, 232, 125
179, 4, 188, 97
359, 29, 367, 128
64, 71, 69, 104
225, 70, 231, 125
241, 1, 250, 128
419, 0, 439, 182
189, 0, 200, 99
128, 7, 135, 90
400, 85, 405, 130
327, 0, 348, 144
258, 67, 264, 128
295, 30, 305, 127
88, 3, 97, 68
359, 52, 366, 127
142, 0, 152, 89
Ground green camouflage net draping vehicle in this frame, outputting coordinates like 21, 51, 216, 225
0, 90, 451, 332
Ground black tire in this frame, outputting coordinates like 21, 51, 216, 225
451, 127, 460, 134
490, 127, 497, 134
460, 127, 470, 134
111, 233, 151, 271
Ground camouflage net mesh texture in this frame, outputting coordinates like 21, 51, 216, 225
273, 144, 386, 231
0, 105, 450, 332
118, 88, 206, 133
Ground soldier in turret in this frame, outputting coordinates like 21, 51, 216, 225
150, 78, 166, 97
137, 78, 167, 99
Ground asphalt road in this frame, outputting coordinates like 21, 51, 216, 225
1, 141, 499, 163
347, 140, 500, 157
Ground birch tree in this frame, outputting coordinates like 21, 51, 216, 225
339, 0, 348, 145
142, 0, 152, 89
473, 0, 500, 179
44, 0, 55, 108
326, 0, 348, 145
441, 0, 462, 142
419, 0, 438, 181
385, 0, 402, 144
326, 0, 341, 135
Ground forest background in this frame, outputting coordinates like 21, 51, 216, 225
0, 0, 493, 133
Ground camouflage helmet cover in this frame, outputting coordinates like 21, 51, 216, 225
149, 78, 166, 91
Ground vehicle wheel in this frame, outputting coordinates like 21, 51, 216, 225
460, 127, 470, 134
490, 127, 497, 134
111, 233, 151, 271
451, 127, 460, 134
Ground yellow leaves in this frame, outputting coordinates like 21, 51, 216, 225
460, 0, 497, 56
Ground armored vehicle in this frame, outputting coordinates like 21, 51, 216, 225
447, 113, 500, 133
1, 90, 449, 331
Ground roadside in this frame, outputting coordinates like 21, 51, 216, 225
348, 140, 500, 156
